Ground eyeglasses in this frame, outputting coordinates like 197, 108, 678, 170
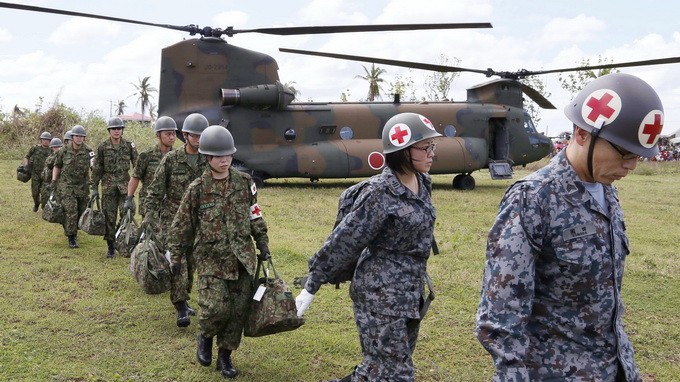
606, 140, 640, 160
410, 143, 436, 154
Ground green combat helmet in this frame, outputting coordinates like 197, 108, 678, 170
107, 117, 125, 129
181, 113, 209, 135
40, 131, 52, 140
64, 130, 73, 142
49, 138, 63, 148
70, 125, 87, 137
382, 112, 441, 154
199, 125, 237, 156
154, 116, 177, 132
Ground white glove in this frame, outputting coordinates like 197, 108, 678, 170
295, 289, 315, 317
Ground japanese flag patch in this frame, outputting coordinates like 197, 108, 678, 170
251, 182, 257, 195
250, 203, 263, 220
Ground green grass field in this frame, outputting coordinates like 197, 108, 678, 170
0, 158, 678, 382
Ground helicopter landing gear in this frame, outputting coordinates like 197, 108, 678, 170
452, 174, 475, 190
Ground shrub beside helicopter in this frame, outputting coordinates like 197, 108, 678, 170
3, 2, 679, 189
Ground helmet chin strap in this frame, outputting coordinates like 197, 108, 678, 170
587, 118, 607, 180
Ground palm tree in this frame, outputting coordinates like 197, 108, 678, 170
116, 99, 127, 116
355, 64, 386, 101
130, 76, 157, 122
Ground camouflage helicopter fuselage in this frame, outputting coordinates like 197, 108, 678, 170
159, 37, 552, 187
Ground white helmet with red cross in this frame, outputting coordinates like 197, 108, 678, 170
382, 112, 442, 154
564, 72, 664, 158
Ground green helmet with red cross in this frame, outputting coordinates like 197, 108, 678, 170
564, 73, 664, 158
381, 112, 442, 154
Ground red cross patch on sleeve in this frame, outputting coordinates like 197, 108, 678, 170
250, 203, 263, 220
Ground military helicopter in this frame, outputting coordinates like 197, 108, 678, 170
4, 3, 679, 190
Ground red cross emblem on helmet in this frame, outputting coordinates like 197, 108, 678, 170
581, 89, 622, 127
388, 123, 412, 148
638, 110, 664, 148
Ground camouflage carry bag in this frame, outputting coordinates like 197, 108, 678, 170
130, 227, 171, 294
16, 164, 31, 183
115, 209, 139, 258
244, 256, 305, 337
78, 195, 106, 236
42, 192, 64, 224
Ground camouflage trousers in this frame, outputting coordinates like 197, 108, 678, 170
62, 194, 88, 236
351, 305, 421, 382
170, 249, 196, 303
101, 187, 127, 241
197, 265, 253, 350
31, 176, 44, 206
40, 181, 50, 210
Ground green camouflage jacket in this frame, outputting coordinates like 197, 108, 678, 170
167, 167, 268, 279
25, 145, 51, 176
53, 143, 93, 198
91, 138, 138, 193
144, 144, 207, 218
131, 144, 171, 205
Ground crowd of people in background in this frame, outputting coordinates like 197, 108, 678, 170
552, 134, 680, 161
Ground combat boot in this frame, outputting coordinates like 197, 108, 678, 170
186, 301, 196, 316
106, 240, 115, 259
174, 301, 190, 327
216, 347, 238, 379
33, 201, 39, 212
196, 333, 213, 366
68, 235, 78, 249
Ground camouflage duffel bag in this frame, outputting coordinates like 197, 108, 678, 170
130, 227, 171, 295
42, 193, 64, 224
16, 164, 31, 183
78, 195, 105, 236
244, 257, 304, 337
115, 209, 139, 258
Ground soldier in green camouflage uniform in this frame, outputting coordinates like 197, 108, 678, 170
143, 113, 208, 327
40, 138, 63, 209
124, 116, 176, 217
91, 117, 138, 258
23, 131, 52, 211
52, 125, 93, 249
167, 125, 269, 379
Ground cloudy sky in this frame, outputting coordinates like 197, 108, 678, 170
1, 0, 679, 137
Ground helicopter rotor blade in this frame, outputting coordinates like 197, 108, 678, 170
511, 56, 680, 78
230, 23, 492, 36
0, 2, 491, 38
0, 1, 200, 34
279, 48, 492, 75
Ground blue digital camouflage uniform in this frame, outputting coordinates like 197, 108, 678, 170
53, 143, 94, 236
144, 143, 207, 303
130, 144, 170, 216
91, 138, 138, 241
167, 167, 268, 350
476, 150, 641, 382
305, 166, 436, 382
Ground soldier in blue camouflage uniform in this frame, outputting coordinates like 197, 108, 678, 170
166, 125, 269, 379
23, 131, 52, 211
40, 137, 63, 209
296, 113, 441, 382
476, 73, 664, 382
52, 125, 93, 249
124, 116, 176, 217
91, 117, 138, 258
143, 113, 208, 327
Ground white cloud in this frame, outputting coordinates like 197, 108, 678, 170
0, 28, 10, 42
540, 14, 606, 45
48, 17, 122, 45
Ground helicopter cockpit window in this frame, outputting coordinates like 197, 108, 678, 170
339, 126, 353, 140
523, 112, 538, 133
444, 124, 457, 137
284, 128, 296, 142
